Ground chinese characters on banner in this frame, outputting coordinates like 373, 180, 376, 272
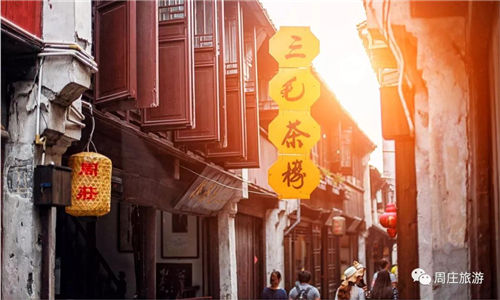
268, 27, 321, 199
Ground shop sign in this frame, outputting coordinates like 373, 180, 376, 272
268, 26, 321, 199
268, 155, 320, 199
269, 26, 319, 68
268, 110, 321, 154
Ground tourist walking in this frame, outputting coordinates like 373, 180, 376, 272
261, 270, 288, 299
370, 270, 398, 300
288, 270, 320, 300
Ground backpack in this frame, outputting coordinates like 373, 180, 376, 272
294, 283, 311, 300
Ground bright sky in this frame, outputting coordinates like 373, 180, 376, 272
260, 0, 383, 171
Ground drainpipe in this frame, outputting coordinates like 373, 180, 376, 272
284, 200, 301, 236
35, 57, 46, 165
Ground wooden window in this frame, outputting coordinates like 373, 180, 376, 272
95, 0, 137, 110
142, 0, 195, 130
174, 0, 223, 143
136, 0, 159, 108
95, 0, 158, 110
225, 26, 260, 168
224, 8, 239, 76
158, 0, 184, 21
243, 28, 256, 93
194, 0, 214, 48
340, 126, 353, 175
205, 1, 246, 159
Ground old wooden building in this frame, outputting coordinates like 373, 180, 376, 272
1, 0, 378, 298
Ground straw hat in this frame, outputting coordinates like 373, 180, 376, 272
353, 260, 365, 277
344, 266, 358, 283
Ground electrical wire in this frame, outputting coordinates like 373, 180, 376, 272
81, 101, 97, 153
179, 165, 276, 197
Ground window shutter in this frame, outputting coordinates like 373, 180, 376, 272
136, 0, 159, 108
174, 0, 223, 143
225, 26, 260, 169
206, 1, 246, 159
95, 0, 137, 110
142, 0, 195, 130
340, 126, 353, 176
225, 92, 260, 168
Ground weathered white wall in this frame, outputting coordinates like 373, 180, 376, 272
2, 0, 93, 298
218, 201, 238, 299
364, 1, 470, 299
2, 82, 41, 299
382, 139, 396, 203
264, 199, 299, 288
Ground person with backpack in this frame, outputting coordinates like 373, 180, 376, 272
288, 270, 320, 300
261, 270, 288, 299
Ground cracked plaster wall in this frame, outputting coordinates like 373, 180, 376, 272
365, 1, 470, 299
2, 0, 93, 298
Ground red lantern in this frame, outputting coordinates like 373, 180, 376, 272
379, 203, 397, 238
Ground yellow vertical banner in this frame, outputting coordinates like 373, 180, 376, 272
268, 26, 321, 199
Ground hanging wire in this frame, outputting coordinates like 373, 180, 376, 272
180, 165, 276, 196
81, 101, 97, 152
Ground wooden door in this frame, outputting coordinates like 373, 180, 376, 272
312, 224, 322, 294
322, 226, 339, 299
235, 214, 263, 300
204, 217, 220, 298
174, 0, 225, 143
142, 0, 195, 130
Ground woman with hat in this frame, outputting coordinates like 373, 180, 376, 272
353, 261, 369, 298
335, 265, 366, 300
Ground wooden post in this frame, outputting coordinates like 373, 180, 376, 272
133, 206, 156, 299
395, 139, 419, 299
143, 207, 156, 299
40, 207, 57, 300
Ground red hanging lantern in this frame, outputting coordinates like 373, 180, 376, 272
379, 203, 397, 237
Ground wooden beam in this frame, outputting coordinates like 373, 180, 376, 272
395, 139, 419, 299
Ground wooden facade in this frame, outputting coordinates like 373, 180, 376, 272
1, 0, 42, 37
68, 0, 277, 298
283, 215, 342, 299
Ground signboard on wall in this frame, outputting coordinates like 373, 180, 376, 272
267, 26, 321, 199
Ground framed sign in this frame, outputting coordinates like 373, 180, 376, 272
156, 263, 193, 299
161, 212, 198, 258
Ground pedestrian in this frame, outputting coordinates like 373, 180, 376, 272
370, 270, 398, 300
371, 259, 397, 289
335, 266, 365, 300
353, 261, 369, 298
288, 270, 320, 300
262, 270, 288, 299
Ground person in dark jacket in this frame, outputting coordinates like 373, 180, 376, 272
261, 270, 288, 299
